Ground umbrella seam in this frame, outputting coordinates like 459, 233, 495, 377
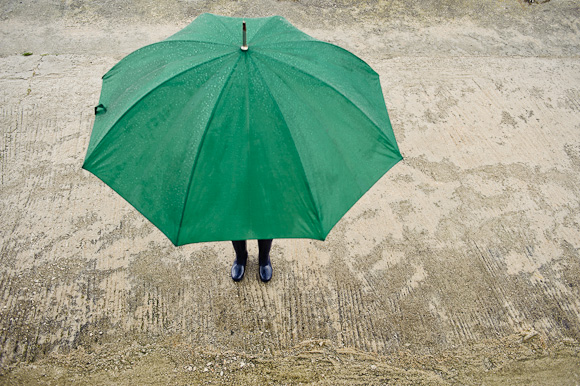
151, 39, 234, 46
252, 52, 369, 238
256, 40, 376, 75
255, 51, 397, 152
203, 13, 282, 44
245, 16, 281, 46
250, 56, 326, 240
85, 52, 235, 165
175, 55, 243, 246
211, 14, 241, 41
102, 41, 235, 80
104, 51, 231, 111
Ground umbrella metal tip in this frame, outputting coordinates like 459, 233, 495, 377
241, 20, 248, 51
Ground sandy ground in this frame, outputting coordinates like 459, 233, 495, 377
1, 0, 580, 384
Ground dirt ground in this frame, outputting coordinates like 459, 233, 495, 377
1, 0, 580, 384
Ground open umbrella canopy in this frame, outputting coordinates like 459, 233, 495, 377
83, 13, 402, 246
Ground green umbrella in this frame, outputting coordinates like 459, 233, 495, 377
83, 13, 402, 246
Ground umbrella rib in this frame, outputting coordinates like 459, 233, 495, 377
86, 52, 235, 164
243, 16, 280, 46
175, 56, 242, 246
257, 40, 371, 70
257, 41, 380, 86
250, 59, 325, 239
253, 54, 379, 237
157, 39, 234, 47
102, 41, 234, 80
209, 14, 241, 42
255, 51, 396, 151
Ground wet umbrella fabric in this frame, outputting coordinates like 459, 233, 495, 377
83, 13, 402, 246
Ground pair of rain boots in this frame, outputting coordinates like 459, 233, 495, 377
231, 240, 273, 282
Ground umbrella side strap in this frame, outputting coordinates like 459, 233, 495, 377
95, 104, 107, 115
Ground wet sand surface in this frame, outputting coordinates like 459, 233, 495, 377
1, 0, 580, 384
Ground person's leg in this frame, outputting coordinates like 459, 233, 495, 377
258, 239, 273, 282
231, 240, 248, 282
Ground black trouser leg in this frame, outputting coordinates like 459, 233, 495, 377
258, 239, 273, 266
232, 240, 248, 264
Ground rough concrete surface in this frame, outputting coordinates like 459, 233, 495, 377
1, 0, 580, 384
